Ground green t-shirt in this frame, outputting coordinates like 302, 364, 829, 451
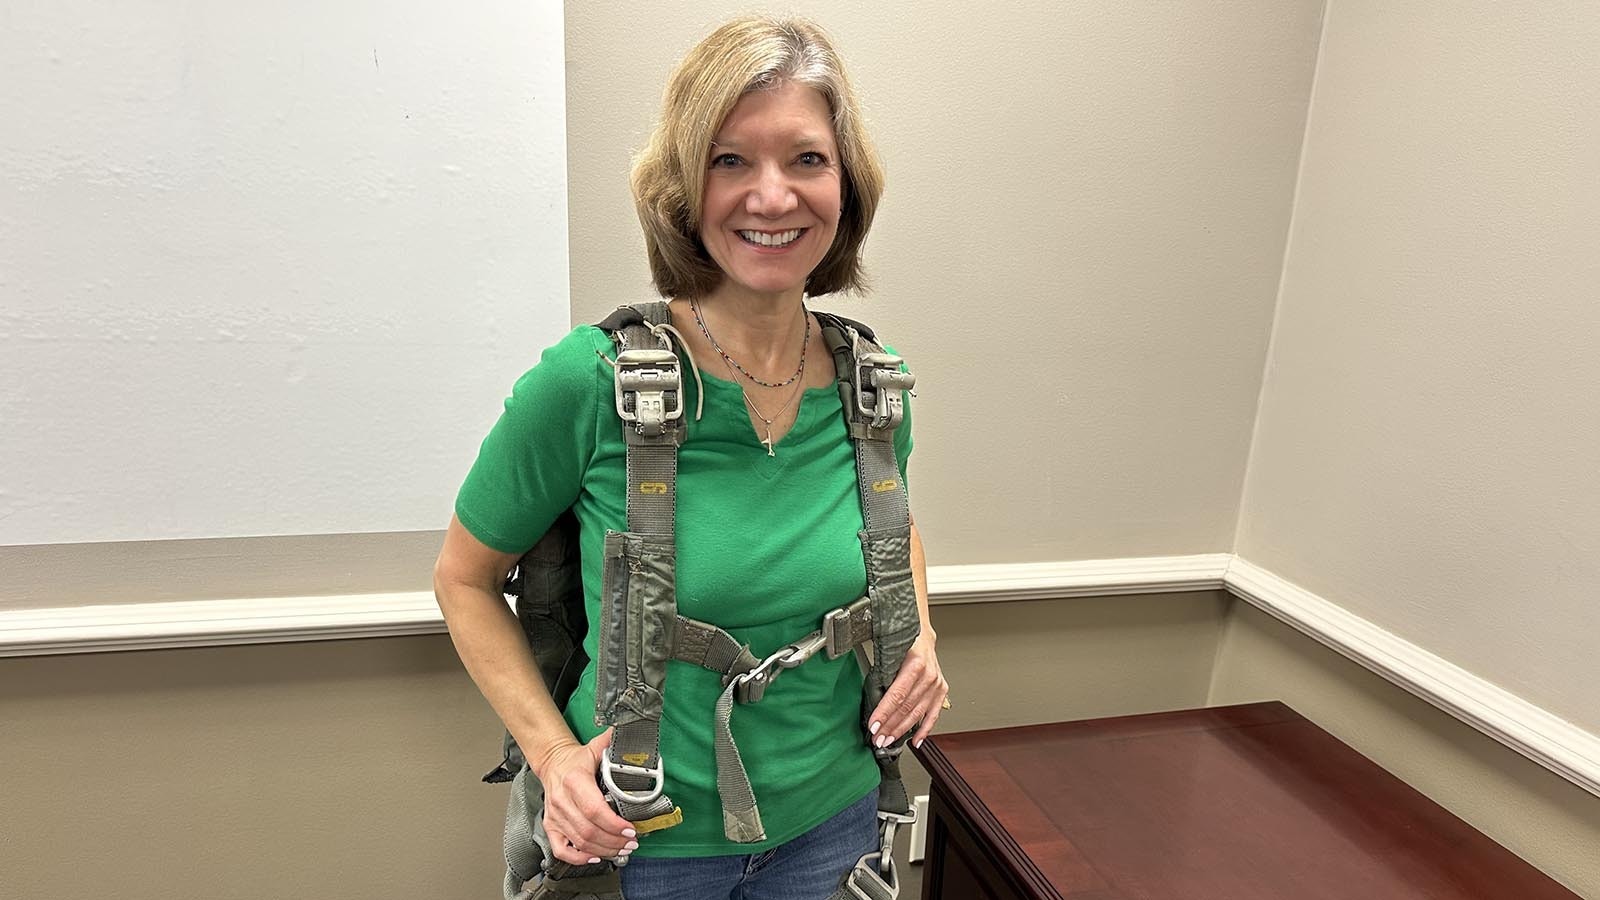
455, 323, 912, 857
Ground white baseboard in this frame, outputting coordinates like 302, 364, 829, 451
3, 551, 1596, 802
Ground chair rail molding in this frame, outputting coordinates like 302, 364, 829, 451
1224, 556, 1600, 800
4, 551, 1596, 800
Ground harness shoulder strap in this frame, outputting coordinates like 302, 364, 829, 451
818, 311, 920, 900
592, 302, 686, 833
497, 303, 681, 899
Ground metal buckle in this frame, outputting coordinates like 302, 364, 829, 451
613, 348, 682, 438
780, 630, 828, 669
732, 665, 772, 704
854, 352, 914, 431
842, 851, 899, 899
728, 597, 876, 705
731, 630, 830, 704
876, 810, 915, 875
599, 751, 666, 805
823, 597, 870, 659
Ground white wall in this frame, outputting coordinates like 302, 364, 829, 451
1235, 0, 1600, 734
1, 0, 570, 545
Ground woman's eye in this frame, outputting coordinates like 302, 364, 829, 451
710, 153, 742, 168
797, 151, 829, 167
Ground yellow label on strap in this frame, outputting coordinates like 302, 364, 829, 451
871, 479, 898, 493
639, 482, 668, 495
621, 752, 651, 766
631, 807, 685, 835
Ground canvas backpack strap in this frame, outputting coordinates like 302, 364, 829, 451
817, 312, 919, 899
592, 301, 685, 834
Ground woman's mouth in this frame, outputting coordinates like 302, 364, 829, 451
737, 228, 807, 248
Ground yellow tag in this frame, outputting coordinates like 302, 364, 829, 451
639, 482, 668, 495
632, 807, 685, 835
871, 479, 898, 493
621, 752, 651, 766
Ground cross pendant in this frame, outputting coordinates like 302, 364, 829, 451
761, 435, 776, 457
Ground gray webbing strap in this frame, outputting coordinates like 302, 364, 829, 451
820, 318, 918, 900
674, 615, 789, 843
623, 432, 676, 534
671, 598, 877, 843
499, 303, 682, 898
854, 438, 908, 532
673, 616, 762, 679
839, 326, 919, 747
597, 302, 683, 830
712, 678, 766, 842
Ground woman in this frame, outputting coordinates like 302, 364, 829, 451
434, 16, 947, 899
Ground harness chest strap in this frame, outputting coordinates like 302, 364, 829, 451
670, 597, 876, 843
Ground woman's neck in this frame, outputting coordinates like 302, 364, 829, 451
682, 284, 810, 371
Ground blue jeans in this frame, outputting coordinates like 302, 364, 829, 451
617, 789, 878, 900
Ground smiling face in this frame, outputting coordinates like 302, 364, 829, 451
698, 81, 842, 303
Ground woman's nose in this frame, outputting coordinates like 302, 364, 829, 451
746, 165, 799, 217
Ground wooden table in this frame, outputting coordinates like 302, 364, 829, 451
912, 701, 1579, 899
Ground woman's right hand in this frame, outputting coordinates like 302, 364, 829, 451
535, 728, 641, 866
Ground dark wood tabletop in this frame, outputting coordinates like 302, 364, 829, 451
912, 701, 1579, 900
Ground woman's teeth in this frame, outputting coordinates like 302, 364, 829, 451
738, 228, 803, 248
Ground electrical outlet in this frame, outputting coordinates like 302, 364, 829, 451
908, 794, 930, 863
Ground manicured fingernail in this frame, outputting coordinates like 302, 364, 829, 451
624, 841, 639, 851
622, 828, 637, 838
617, 848, 632, 858
913, 738, 923, 749
587, 857, 602, 865
869, 721, 881, 735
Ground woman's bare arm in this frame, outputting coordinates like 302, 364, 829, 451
433, 515, 636, 863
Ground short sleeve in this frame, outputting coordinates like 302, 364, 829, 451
453, 327, 609, 554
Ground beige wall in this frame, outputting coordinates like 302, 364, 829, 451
564, 1, 1324, 564
1234, 0, 1600, 733
8, 594, 1590, 896
0, 637, 507, 898
1210, 602, 1600, 897
0, 593, 1228, 898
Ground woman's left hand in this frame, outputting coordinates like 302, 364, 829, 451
867, 627, 948, 750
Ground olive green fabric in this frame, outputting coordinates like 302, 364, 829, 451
456, 323, 912, 858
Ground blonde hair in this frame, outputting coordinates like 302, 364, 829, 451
630, 16, 885, 299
